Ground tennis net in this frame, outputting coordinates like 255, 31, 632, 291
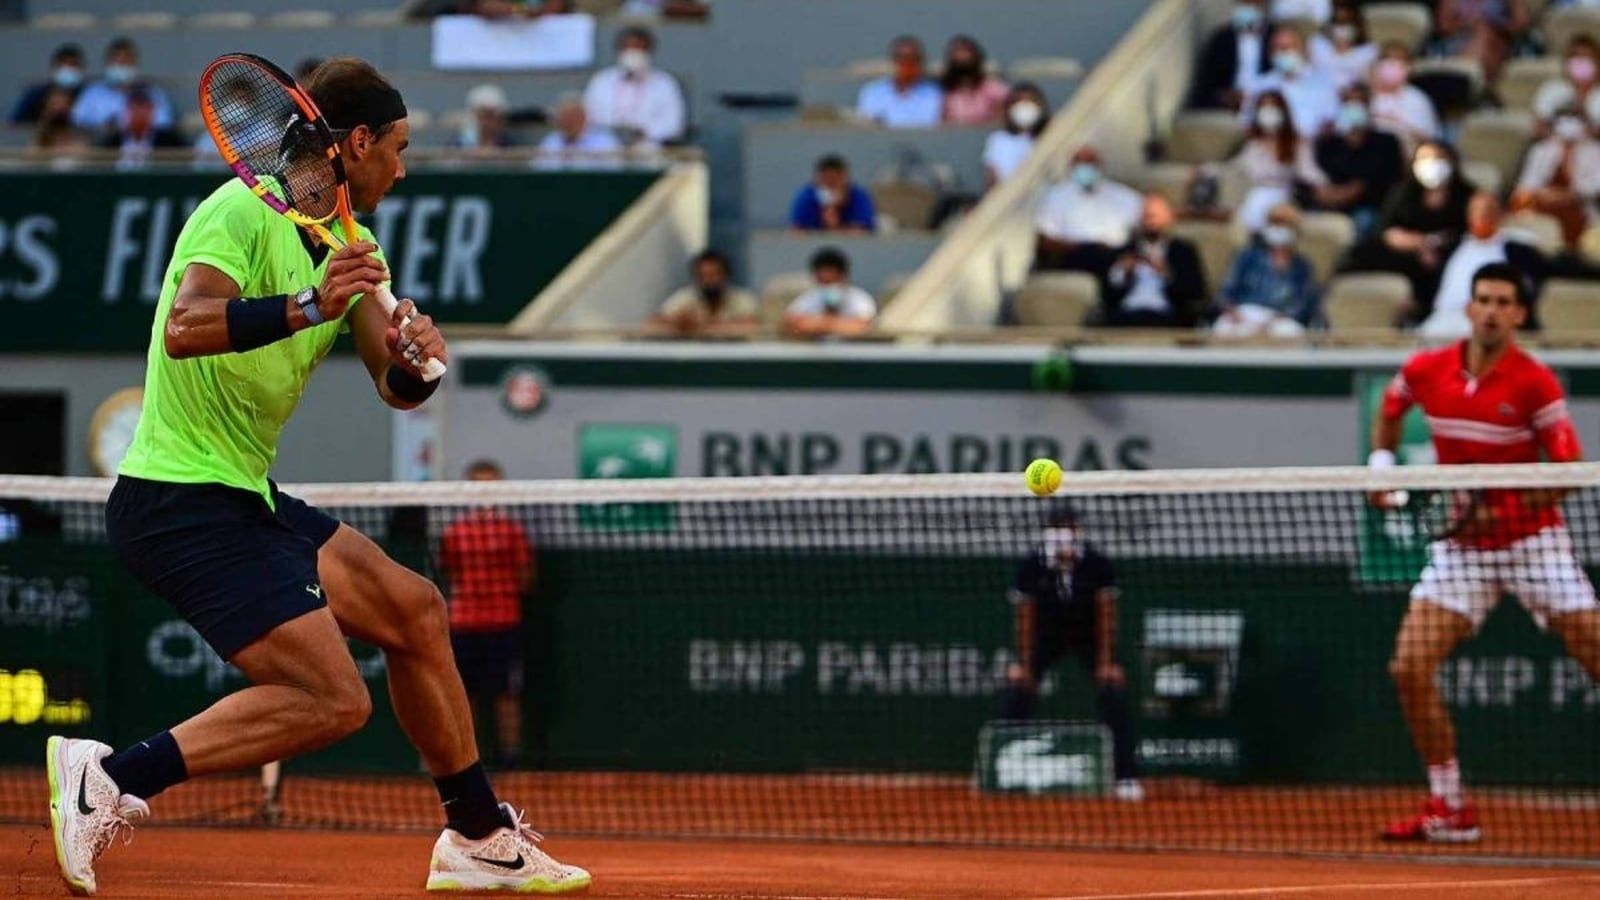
1, 465, 1598, 860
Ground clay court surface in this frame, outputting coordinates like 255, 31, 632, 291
2, 827, 1599, 900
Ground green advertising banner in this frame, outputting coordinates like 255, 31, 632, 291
0, 169, 656, 352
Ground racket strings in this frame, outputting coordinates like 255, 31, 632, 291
204, 60, 339, 220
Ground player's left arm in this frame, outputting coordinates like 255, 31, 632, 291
1093, 556, 1125, 687
1526, 366, 1584, 510
351, 291, 449, 411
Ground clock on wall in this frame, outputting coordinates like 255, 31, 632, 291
87, 388, 144, 477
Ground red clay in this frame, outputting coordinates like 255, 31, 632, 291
3, 826, 1600, 899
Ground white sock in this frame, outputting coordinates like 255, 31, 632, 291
1427, 759, 1464, 810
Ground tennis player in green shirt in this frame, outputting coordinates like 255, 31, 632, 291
45, 58, 589, 895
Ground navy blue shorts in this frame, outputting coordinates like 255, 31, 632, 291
105, 475, 343, 660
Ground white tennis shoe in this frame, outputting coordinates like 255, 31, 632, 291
427, 802, 590, 893
46, 736, 149, 896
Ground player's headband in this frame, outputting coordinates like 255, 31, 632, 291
324, 85, 408, 135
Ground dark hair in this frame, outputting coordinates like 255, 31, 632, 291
816, 153, 848, 173
1341, 81, 1372, 104
465, 459, 504, 478
294, 57, 325, 82
889, 35, 924, 59
1329, 1, 1368, 45
810, 246, 850, 274
1045, 501, 1078, 529
305, 57, 406, 136
941, 34, 988, 92
52, 44, 83, 64
126, 85, 154, 106
1249, 90, 1299, 165
1570, 33, 1599, 57
1005, 81, 1049, 136
106, 36, 137, 58
691, 248, 729, 274
617, 26, 656, 50
1471, 262, 1529, 307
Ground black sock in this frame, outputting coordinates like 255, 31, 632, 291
434, 761, 506, 839
101, 731, 188, 801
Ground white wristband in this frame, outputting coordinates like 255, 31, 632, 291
1367, 449, 1397, 469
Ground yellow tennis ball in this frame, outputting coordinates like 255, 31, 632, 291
1024, 458, 1062, 496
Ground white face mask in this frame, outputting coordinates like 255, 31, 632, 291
1330, 24, 1358, 46
815, 186, 839, 207
1263, 225, 1297, 248
1413, 156, 1452, 190
618, 48, 651, 74
1257, 105, 1286, 133
1008, 99, 1043, 131
1556, 115, 1588, 142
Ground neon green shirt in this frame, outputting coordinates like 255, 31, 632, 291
120, 179, 383, 507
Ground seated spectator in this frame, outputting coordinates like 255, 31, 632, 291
1535, 35, 1600, 129
1189, 0, 1273, 111
1273, 0, 1330, 22
984, 83, 1049, 187
1434, 0, 1529, 84
652, 250, 759, 337
789, 154, 877, 232
72, 37, 174, 133
784, 247, 877, 339
455, 84, 518, 152
1511, 106, 1600, 249
1420, 192, 1544, 336
1369, 43, 1441, 153
31, 86, 89, 156
1213, 204, 1319, 339
1243, 25, 1339, 137
941, 35, 1008, 126
1313, 83, 1404, 237
1346, 140, 1474, 311
97, 87, 185, 167
1228, 90, 1329, 232
9, 44, 84, 125
582, 26, 686, 145
537, 95, 623, 167
1308, 1, 1377, 90
1033, 146, 1143, 278
1097, 194, 1207, 328
856, 36, 943, 128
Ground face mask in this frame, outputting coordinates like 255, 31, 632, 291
1042, 527, 1077, 567
815, 186, 839, 207
1469, 218, 1499, 241
1009, 100, 1043, 130
618, 49, 650, 74
1263, 225, 1296, 248
1071, 163, 1100, 188
1375, 58, 1408, 89
1336, 102, 1369, 134
105, 64, 137, 85
819, 286, 844, 311
1257, 105, 1286, 133
1570, 56, 1599, 84
1232, 4, 1262, 30
1413, 157, 1453, 190
1556, 115, 1588, 142
1330, 24, 1358, 45
701, 284, 725, 301
1273, 50, 1305, 76
52, 66, 82, 89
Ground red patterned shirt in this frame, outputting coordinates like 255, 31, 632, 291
440, 509, 532, 632
1382, 340, 1581, 548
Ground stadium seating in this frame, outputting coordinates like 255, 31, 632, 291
1498, 57, 1559, 113
1296, 212, 1357, 286
1170, 219, 1237, 300
1457, 110, 1536, 192
1166, 110, 1240, 165
1013, 271, 1098, 327
1324, 273, 1412, 333
758, 272, 812, 331
1503, 210, 1565, 256
1544, 6, 1600, 56
1363, 3, 1432, 52
1538, 278, 1600, 333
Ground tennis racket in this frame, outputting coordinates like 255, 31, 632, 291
198, 53, 446, 381
1399, 489, 1486, 542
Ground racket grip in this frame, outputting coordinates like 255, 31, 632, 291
374, 284, 448, 383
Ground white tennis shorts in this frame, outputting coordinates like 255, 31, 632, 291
1412, 526, 1599, 630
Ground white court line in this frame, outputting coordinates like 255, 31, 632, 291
1040, 873, 1600, 900
155, 880, 322, 890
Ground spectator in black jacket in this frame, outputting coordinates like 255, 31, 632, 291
1096, 194, 1207, 328
1344, 140, 1475, 310
1188, 0, 1273, 111
1313, 82, 1404, 238
9, 43, 84, 125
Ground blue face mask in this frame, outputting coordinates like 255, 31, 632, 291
1071, 163, 1100, 189
105, 64, 138, 85
1335, 102, 1369, 134
52, 66, 82, 89
1232, 4, 1262, 30
1273, 51, 1304, 75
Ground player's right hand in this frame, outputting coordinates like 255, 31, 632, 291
1366, 490, 1407, 510
318, 241, 389, 319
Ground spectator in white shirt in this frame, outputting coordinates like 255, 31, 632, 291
1419, 192, 1543, 336
1033, 145, 1143, 278
454, 84, 518, 153
652, 249, 759, 338
984, 83, 1048, 187
1369, 42, 1441, 153
1229, 89, 1329, 231
1534, 34, 1600, 126
784, 247, 877, 340
582, 26, 686, 145
855, 36, 944, 129
1242, 25, 1340, 137
1511, 105, 1600, 249
1308, 1, 1377, 90
71, 37, 174, 133
537, 94, 623, 169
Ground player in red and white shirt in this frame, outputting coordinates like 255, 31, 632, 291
1370, 262, 1600, 843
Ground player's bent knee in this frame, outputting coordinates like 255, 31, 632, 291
320, 677, 373, 741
